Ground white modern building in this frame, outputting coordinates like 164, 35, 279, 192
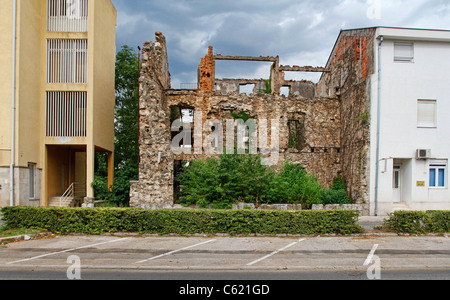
372, 27, 450, 215
321, 27, 450, 216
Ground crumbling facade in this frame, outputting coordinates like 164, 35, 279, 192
130, 30, 374, 215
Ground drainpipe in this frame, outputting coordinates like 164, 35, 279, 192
374, 36, 384, 216
10, 0, 17, 207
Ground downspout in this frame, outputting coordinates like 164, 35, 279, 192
10, 0, 17, 207
374, 36, 384, 216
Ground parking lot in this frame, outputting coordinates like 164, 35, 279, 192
1, 234, 449, 278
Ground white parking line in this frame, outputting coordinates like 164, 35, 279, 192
136, 239, 217, 264
364, 244, 379, 266
247, 238, 306, 266
7, 238, 129, 265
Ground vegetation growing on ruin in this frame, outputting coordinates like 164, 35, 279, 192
177, 153, 350, 209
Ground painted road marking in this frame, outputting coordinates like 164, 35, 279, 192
7, 238, 130, 265
364, 244, 379, 266
247, 238, 306, 266
136, 239, 217, 264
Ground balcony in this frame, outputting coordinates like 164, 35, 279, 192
47, 0, 88, 33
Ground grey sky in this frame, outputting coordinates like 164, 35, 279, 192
111, 0, 450, 87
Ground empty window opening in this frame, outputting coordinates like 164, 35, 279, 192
170, 106, 194, 149
239, 84, 255, 95
281, 86, 290, 97
283, 71, 321, 83
215, 60, 273, 80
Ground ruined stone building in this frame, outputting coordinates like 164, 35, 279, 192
130, 27, 450, 216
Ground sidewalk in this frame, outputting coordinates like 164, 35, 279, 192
359, 216, 389, 231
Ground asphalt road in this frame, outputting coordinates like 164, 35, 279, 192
1, 268, 449, 280
1, 234, 449, 281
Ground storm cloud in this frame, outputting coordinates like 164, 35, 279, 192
111, 0, 450, 87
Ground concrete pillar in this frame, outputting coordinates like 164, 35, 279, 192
107, 151, 114, 192
86, 143, 95, 199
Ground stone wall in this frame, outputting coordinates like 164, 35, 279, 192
167, 92, 341, 188
317, 28, 376, 215
129, 32, 173, 209
131, 31, 374, 214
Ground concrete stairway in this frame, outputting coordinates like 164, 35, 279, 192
48, 196, 74, 207
393, 202, 410, 212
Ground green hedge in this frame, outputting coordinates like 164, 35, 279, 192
0, 207, 362, 235
384, 211, 450, 234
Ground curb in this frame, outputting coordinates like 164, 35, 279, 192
0, 232, 52, 244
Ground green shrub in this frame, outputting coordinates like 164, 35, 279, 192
384, 211, 450, 234
0, 207, 362, 235
266, 162, 323, 208
320, 176, 351, 205
178, 153, 274, 208
178, 155, 351, 209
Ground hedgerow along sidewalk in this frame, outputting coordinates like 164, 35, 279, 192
0, 207, 363, 235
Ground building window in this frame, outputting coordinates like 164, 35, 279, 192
394, 42, 414, 62
47, 39, 88, 84
429, 163, 447, 188
417, 100, 437, 128
47, 0, 88, 32
28, 163, 36, 199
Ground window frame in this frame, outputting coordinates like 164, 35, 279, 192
394, 42, 414, 63
28, 163, 36, 199
417, 99, 437, 128
429, 161, 447, 189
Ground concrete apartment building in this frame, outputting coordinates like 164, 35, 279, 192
0, 0, 117, 207
131, 27, 450, 216
319, 27, 450, 215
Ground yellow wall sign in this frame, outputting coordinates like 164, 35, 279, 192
417, 181, 426, 187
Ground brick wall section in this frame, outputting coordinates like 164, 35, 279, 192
198, 46, 215, 92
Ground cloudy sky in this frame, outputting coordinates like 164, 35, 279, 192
110, 0, 450, 88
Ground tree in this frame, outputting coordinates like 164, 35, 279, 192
93, 45, 140, 206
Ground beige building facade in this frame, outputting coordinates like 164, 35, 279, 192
0, 0, 117, 207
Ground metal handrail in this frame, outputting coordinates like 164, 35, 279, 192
60, 183, 74, 207
59, 182, 86, 207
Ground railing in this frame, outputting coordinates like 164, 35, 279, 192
59, 182, 86, 207
47, 0, 89, 33
47, 39, 88, 84
60, 182, 74, 207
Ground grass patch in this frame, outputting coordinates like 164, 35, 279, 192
0, 227, 42, 238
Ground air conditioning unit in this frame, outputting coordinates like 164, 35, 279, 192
416, 149, 431, 159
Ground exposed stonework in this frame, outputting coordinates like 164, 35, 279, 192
131, 31, 375, 215
317, 28, 376, 216
130, 32, 173, 209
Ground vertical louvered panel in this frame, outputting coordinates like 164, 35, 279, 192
46, 92, 87, 137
